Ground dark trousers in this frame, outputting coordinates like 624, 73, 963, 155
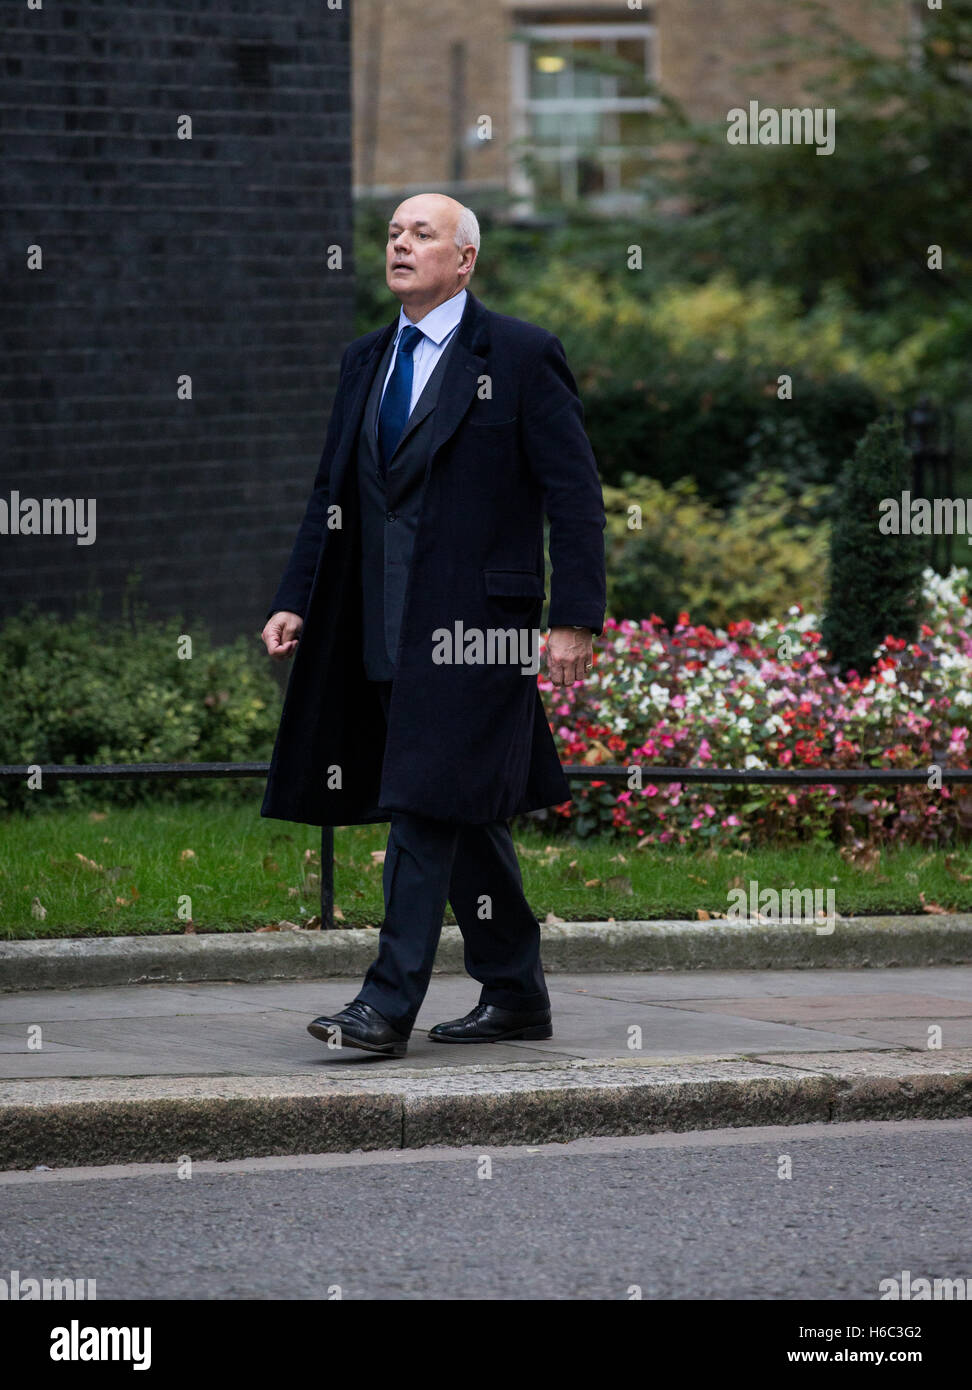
356, 680, 549, 1034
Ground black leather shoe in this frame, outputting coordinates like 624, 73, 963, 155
307, 1000, 409, 1057
428, 1002, 552, 1043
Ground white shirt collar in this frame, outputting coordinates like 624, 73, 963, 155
396, 288, 467, 347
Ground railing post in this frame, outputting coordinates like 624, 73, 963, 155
320, 824, 335, 929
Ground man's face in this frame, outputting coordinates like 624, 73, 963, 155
385, 199, 472, 308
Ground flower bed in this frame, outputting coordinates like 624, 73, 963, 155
542, 567, 972, 847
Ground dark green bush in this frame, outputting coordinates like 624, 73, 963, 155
0, 596, 281, 813
822, 416, 925, 677
585, 366, 880, 508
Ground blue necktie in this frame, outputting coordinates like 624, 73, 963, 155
377, 323, 424, 482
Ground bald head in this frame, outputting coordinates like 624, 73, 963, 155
386, 193, 480, 323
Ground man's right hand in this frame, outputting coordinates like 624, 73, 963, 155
262, 610, 304, 661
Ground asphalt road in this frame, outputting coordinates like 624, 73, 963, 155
1, 1119, 969, 1301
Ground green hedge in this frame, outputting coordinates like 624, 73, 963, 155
0, 597, 281, 813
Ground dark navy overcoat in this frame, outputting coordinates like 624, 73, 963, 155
260, 289, 606, 827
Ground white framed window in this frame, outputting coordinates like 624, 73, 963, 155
510, 17, 660, 209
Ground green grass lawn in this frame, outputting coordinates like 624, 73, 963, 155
1, 801, 970, 939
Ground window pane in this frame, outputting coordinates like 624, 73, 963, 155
533, 156, 564, 200
570, 38, 603, 100
528, 43, 566, 100
577, 154, 606, 197
573, 107, 601, 146
530, 110, 573, 145
615, 39, 648, 98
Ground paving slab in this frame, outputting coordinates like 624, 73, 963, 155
0, 966, 969, 1166
543, 966, 972, 1002
655, 992, 972, 1021
0, 973, 937, 1079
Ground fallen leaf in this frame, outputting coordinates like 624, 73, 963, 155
180, 849, 196, 862
919, 893, 949, 915
262, 855, 279, 873
544, 911, 565, 924
370, 850, 386, 865
333, 906, 345, 922
584, 878, 601, 888
304, 915, 322, 931
30, 897, 47, 920
697, 908, 711, 920
88, 811, 107, 822
75, 853, 103, 872
184, 921, 197, 934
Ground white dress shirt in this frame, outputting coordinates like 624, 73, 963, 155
378, 288, 466, 419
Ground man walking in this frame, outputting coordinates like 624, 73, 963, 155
261, 193, 606, 1057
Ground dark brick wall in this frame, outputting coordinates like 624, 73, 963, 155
1, 0, 353, 643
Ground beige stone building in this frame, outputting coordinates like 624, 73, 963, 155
353, 0, 913, 212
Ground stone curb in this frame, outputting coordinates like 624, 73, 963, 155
1, 1054, 969, 1169
2, 916, 972, 991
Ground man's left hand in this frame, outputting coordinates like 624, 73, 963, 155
546, 626, 594, 686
